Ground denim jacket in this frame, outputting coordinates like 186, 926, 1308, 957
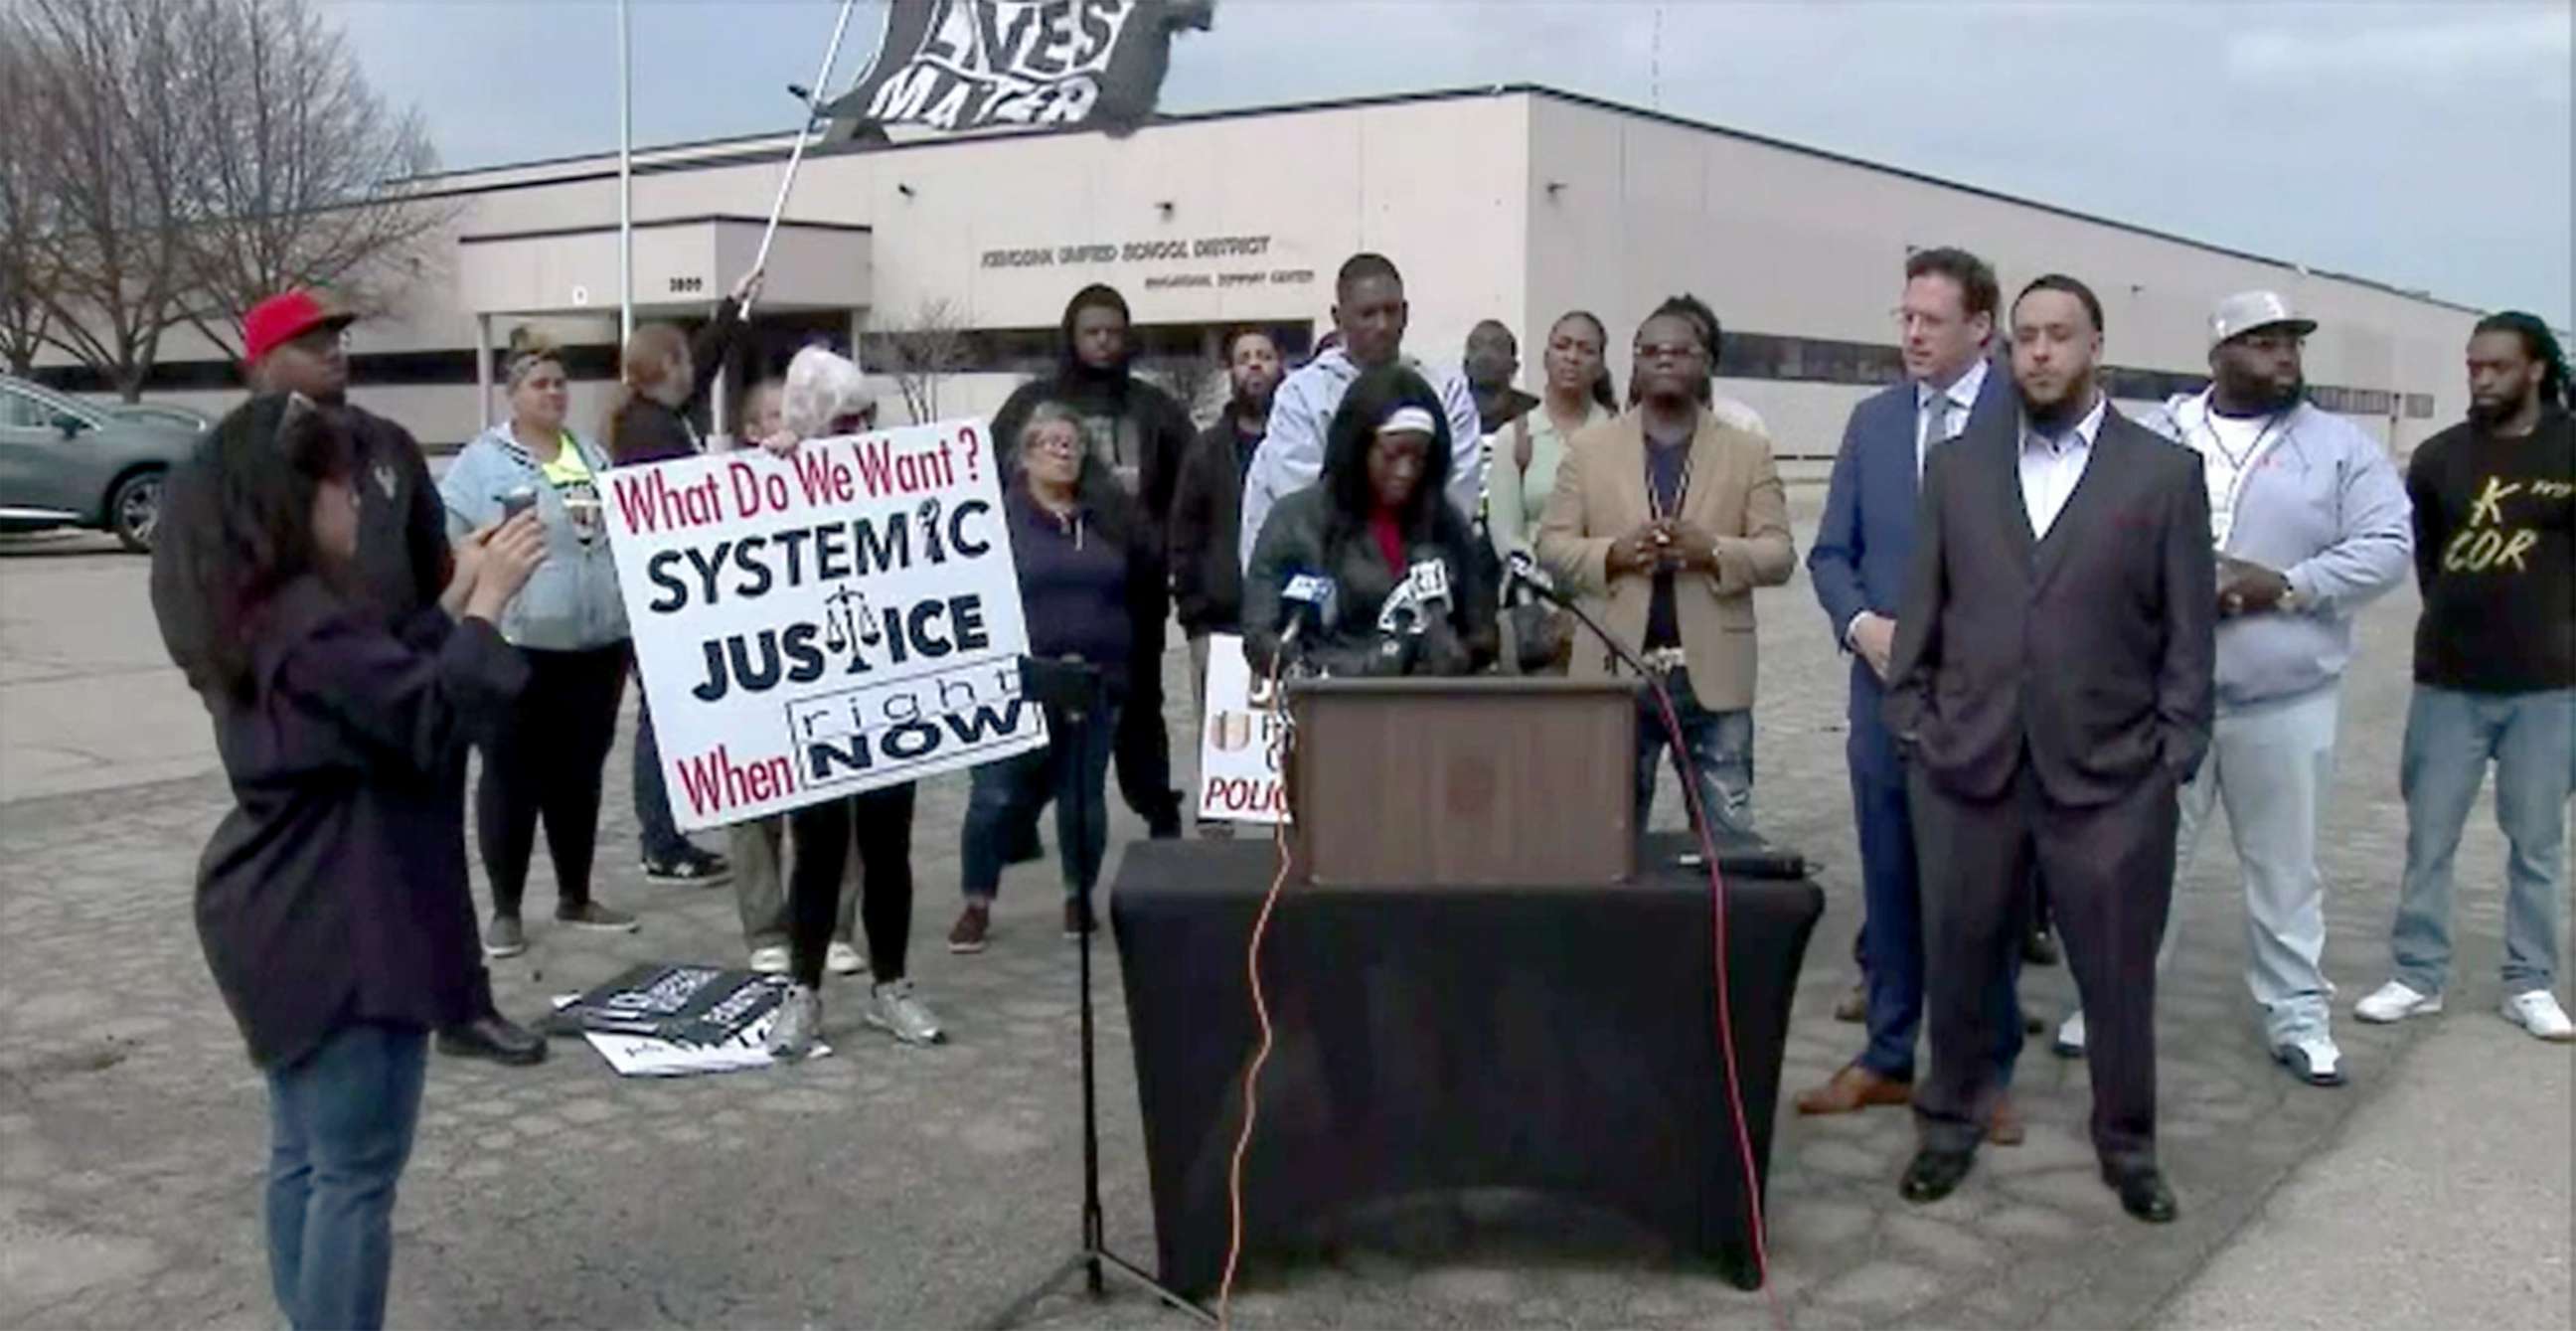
438, 425, 630, 651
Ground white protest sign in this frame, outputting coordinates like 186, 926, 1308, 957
602, 418, 1047, 830
1195, 633, 1289, 825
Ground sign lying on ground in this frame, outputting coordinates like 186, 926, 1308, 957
544, 962, 827, 1077
602, 419, 1046, 830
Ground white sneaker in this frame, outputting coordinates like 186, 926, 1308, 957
866, 978, 945, 1047
827, 941, 869, 976
2272, 1033, 2347, 1086
2354, 980, 2442, 1024
747, 945, 790, 975
2501, 990, 2575, 1043
2053, 1010, 2087, 1058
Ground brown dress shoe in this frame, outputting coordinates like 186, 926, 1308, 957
1987, 1092, 2026, 1146
1795, 1065, 1914, 1115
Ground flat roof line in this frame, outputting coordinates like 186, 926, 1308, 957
459, 215, 873, 246
400, 82, 2486, 317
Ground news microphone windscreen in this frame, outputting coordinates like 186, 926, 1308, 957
1284, 573, 1334, 606
1406, 559, 1451, 604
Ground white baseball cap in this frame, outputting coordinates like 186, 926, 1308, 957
2209, 290, 2318, 350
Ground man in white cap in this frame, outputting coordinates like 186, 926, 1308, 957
2053, 290, 2412, 1085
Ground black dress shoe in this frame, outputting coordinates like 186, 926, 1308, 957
1899, 1149, 1976, 1204
436, 1014, 548, 1067
2021, 925, 2060, 966
2102, 1165, 2178, 1224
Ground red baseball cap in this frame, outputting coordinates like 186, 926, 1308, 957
242, 290, 356, 364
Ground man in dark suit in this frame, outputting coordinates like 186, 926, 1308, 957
1802, 249, 2029, 1135
1885, 273, 2215, 1223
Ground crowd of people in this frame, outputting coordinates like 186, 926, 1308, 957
145, 229, 2568, 1325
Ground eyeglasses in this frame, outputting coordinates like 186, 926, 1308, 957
1632, 343, 1705, 364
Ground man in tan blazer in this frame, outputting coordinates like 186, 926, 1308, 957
1535, 299, 1796, 836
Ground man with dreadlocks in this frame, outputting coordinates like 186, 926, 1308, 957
2358, 311, 2575, 1043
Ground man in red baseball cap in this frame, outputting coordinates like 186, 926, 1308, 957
242, 290, 359, 400
155, 290, 552, 1068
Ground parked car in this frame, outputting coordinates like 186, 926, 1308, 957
0, 375, 201, 552
103, 402, 216, 435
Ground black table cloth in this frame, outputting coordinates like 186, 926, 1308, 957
1110, 832, 1824, 1295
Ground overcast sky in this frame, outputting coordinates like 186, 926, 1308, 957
328, 0, 2573, 326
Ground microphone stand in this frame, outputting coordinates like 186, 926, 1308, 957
985, 657, 1214, 1330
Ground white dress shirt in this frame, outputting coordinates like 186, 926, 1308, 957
2017, 392, 2107, 541
1917, 357, 1988, 476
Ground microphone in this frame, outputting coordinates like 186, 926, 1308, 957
1503, 549, 1658, 680
1405, 558, 1451, 620
1374, 578, 1422, 637
1505, 550, 1564, 606
1277, 572, 1337, 663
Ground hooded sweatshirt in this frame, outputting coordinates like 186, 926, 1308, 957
988, 284, 1196, 531
2141, 390, 2412, 708
1236, 345, 1484, 572
438, 424, 629, 651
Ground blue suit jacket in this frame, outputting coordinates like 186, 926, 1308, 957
1808, 359, 2013, 779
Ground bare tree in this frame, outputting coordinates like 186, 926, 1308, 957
871, 299, 975, 424
1146, 352, 1224, 428
15, 0, 210, 400
177, 0, 452, 360
0, 19, 60, 375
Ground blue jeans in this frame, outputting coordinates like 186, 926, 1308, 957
264, 1023, 428, 1331
1634, 669, 1753, 837
2394, 686, 2572, 996
962, 697, 1121, 900
1852, 761, 2026, 1085
632, 697, 691, 861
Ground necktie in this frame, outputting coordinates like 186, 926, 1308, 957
1917, 393, 1946, 477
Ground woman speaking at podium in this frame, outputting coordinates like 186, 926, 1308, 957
1242, 365, 1497, 678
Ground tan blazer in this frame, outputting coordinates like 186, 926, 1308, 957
1532, 408, 1795, 711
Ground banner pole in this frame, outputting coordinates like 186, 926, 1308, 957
617, 0, 634, 344
744, 0, 863, 319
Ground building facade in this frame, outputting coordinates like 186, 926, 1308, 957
34, 85, 2486, 455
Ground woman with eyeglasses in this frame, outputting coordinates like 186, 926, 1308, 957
155, 394, 546, 1331
947, 402, 1168, 953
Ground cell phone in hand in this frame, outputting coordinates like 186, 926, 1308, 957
500, 486, 538, 520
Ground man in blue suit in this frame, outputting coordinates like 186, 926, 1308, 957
1799, 248, 2028, 1132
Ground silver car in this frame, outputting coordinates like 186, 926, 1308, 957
0, 375, 202, 552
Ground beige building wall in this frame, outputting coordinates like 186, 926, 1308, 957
1519, 92, 2480, 459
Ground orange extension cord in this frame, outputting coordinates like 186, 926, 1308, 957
1216, 654, 1295, 1327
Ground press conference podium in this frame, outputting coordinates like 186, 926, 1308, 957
1287, 676, 1639, 887
1109, 676, 1826, 1295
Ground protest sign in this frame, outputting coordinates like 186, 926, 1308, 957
601, 419, 1047, 831
1194, 633, 1287, 825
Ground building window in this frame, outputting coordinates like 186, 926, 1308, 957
2404, 393, 2436, 419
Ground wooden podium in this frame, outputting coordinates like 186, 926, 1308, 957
1285, 677, 1639, 888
